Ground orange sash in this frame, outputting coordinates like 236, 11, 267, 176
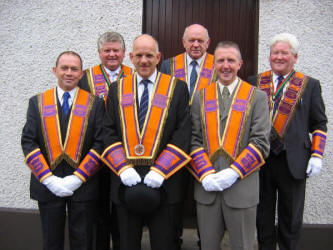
86, 64, 133, 101
119, 73, 176, 165
201, 81, 255, 162
258, 70, 309, 139
38, 88, 94, 169
171, 53, 216, 104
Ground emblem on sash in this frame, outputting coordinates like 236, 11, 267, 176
134, 144, 145, 156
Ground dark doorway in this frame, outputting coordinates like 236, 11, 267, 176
143, 0, 259, 80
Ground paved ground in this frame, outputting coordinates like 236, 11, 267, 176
140, 228, 259, 250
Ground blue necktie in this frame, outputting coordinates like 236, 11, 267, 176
190, 60, 198, 97
273, 75, 284, 116
138, 79, 150, 131
62, 92, 70, 115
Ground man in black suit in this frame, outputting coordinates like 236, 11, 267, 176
248, 33, 327, 250
78, 31, 131, 250
102, 34, 191, 250
21, 51, 104, 250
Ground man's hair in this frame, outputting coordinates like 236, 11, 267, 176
270, 33, 299, 55
183, 24, 210, 40
214, 41, 242, 60
97, 31, 126, 50
55, 51, 83, 69
133, 34, 160, 53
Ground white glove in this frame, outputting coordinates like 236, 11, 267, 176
306, 157, 323, 177
202, 174, 223, 192
120, 168, 141, 186
42, 175, 73, 197
62, 175, 83, 192
144, 170, 165, 188
215, 168, 239, 190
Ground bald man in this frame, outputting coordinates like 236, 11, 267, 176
160, 24, 216, 104
160, 24, 217, 248
102, 34, 191, 250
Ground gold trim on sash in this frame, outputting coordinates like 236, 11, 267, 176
38, 88, 94, 170
201, 81, 255, 164
86, 64, 133, 100
170, 53, 216, 104
118, 73, 176, 165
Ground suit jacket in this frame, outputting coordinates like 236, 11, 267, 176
191, 80, 271, 208
21, 88, 105, 202
248, 73, 327, 179
103, 72, 191, 204
160, 57, 173, 75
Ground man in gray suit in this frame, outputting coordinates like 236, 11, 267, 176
188, 41, 270, 250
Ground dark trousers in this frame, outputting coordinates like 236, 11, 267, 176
38, 199, 96, 250
257, 152, 306, 250
117, 203, 179, 250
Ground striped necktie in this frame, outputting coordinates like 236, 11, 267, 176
138, 79, 150, 131
189, 60, 198, 97
273, 75, 284, 115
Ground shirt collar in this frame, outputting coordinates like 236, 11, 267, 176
272, 70, 290, 83
57, 86, 77, 102
218, 77, 239, 96
136, 69, 158, 85
104, 65, 121, 77
186, 53, 205, 67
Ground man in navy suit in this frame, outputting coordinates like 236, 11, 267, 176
248, 33, 327, 250
21, 51, 104, 250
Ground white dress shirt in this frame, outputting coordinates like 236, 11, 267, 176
136, 69, 158, 106
105, 66, 121, 82
57, 86, 77, 107
218, 77, 239, 97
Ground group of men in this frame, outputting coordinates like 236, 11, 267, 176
21, 23, 327, 250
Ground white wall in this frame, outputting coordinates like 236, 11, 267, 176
259, 0, 333, 223
0, 0, 142, 209
1, 0, 332, 224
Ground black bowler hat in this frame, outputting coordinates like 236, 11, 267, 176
119, 182, 161, 216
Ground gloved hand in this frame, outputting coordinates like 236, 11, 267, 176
120, 168, 141, 186
306, 157, 323, 177
42, 175, 73, 197
62, 175, 83, 192
202, 174, 223, 192
144, 170, 165, 188
215, 168, 239, 190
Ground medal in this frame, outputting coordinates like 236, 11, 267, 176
134, 144, 145, 156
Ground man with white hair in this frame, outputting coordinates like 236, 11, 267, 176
248, 33, 327, 250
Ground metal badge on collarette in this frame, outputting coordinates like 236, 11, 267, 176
134, 144, 145, 156
99, 93, 105, 99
